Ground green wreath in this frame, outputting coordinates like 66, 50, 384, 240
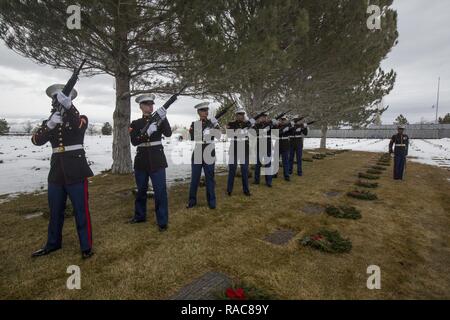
358, 173, 380, 180
347, 190, 378, 200
355, 180, 379, 188
326, 206, 362, 220
301, 229, 352, 253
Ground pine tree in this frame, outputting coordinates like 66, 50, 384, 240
0, 119, 10, 135
173, 0, 309, 114
283, 0, 398, 148
438, 113, 450, 124
394, 114, 409, 126
0, 0, 182, 173
102, 122, 113, 135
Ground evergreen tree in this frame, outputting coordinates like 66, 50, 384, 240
283, 0, 398, 148
438, 113, 450, 124
173, 0, 309, 114
0, 0, 182, 173
0, 118, 9, 135
101, 122, 113, 135
394, 114, 409, 125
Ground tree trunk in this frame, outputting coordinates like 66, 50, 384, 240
320, 124, 328, 149
112, 74, 132, 174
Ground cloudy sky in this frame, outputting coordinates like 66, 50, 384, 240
0, 0, 449, 128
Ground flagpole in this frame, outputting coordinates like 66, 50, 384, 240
435, 77, 440, 124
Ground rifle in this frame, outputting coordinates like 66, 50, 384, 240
215, 101, 236, 120
270, 110, 292, 123
204, 101, 236, 129
49, 59, 87, 117
240, 106, 274, 128
141, 84, 188, 134
292, 115, 308, 123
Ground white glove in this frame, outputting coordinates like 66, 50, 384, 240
272, 119, 279, 126
146, 123, 158, 136
56, 92, 72, 110
47, 112, 62, 129
210, 116, 218, 126
283, 127, 290, 133
249, 118, 256, 127
156, 107, 167, 120
304, 123, 308, 128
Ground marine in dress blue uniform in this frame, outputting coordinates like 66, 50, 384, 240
187, 102, 219, 209
253, 113, 274, 187
226, 108, 255, 196
276, 116, 293, 181
31, 84, 94, 259
389, 125, 409, 180
289, 118, 308, 176
128, 94, 172, 232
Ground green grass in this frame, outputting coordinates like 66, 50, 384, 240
1, 150, 450, 299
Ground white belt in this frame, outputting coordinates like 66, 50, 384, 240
52, 144, 84, 154
273, 137, 290, 141
293, 135, 305, 138
396, 144, 406, 147
195, 141, 215, 145
138, 141, 162, 147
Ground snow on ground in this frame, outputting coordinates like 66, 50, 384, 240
0, 136, 449, 196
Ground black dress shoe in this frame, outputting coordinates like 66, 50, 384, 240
31, 247, 61, 258
127, 218, 146, 224
227, 192, 232, 197
158, 225, 168, 232
244, 192, 251, 197
209, 205, 216, 210
266, 184, 273, 188
82, 250, 94, 260
186, 203, 196, 209
284, 177, 290, 182
253, 181, 260, 185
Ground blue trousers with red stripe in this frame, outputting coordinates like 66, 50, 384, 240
134, 169, 169, 227
46, 180, 92, 252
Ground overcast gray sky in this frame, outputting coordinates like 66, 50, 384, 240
0, 0, 449, 127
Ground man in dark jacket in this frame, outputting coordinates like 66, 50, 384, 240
389, 125, 409, 180
31, 84, 94, 259
128, 94, 172, 231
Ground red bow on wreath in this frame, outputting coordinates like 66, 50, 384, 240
226, 288, 247, 300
